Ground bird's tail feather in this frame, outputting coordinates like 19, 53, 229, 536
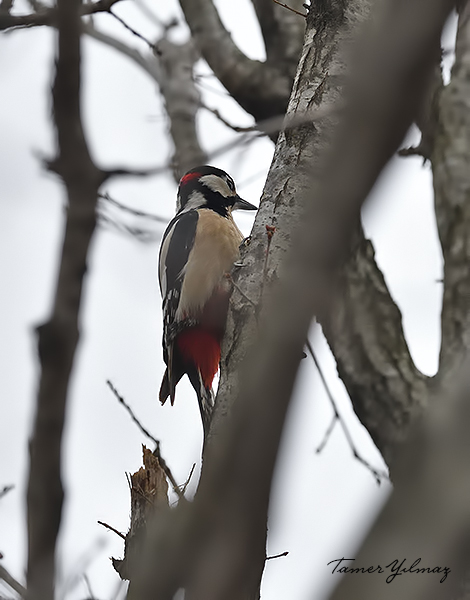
159, 366, 184, 405
187, 368, 214, 439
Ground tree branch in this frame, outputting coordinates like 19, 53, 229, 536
432, 3, 470, 390
307, 340, 389, 483
250, 0, 306, 74
320, 226, 429, 465
157, 37, 208, 179
106, 381, 187, 502
329, 363, 470, 600
0, 485, 13, 500
84, 23, 207, 180
178, 0, 293, 123
26, 0, 103, 598
0, 565, 26, 598
83, 21, 162, 82
0, 0, 13, 14
99, 192, 168, 223
0, 0, 122, 31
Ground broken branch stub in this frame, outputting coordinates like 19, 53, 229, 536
112, 446, 169, 580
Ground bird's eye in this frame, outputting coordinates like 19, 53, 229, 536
226, 177, 235, 192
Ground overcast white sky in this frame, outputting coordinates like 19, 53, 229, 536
0, 2, 454, 599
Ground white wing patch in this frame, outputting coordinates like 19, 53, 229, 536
159, 220, 178, 298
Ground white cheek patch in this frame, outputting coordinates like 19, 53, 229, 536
199, 174, 235, 198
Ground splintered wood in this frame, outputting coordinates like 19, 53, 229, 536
112, 445, 169, 580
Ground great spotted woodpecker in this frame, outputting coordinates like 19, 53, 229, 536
158, 166, 257, 435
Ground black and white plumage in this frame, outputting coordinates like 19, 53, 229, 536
158, 166, 257, 436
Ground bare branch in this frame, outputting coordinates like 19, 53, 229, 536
83, 574, 95, 600
0, 485, 13, 500
97, 520, 127, 541
271, 0, 307, 18
84, 21, 207, 180
99, 192, 168, 223
134, 0, 168, 29
315, 413, 337, 453
97, 213, 161, 243
112, 447, 170, 581
306, 341, 388, 484
266, 551, 289, 560
0, 0, 123, 31
329, 363, 470, 600
433, 4, 470, 389
201, 104, 257, 133
251, 0, 305, 72
108, 7, 156, 51
106, 380, 160, 447
0, 565, 26, 599
178, 0, 293, 123
320, 227, 429, 466
26, 0, 103, 597
83, 21, 162, 82
157, 37, 208, 179
106, 381, 186, 502
179, 463, 196, 497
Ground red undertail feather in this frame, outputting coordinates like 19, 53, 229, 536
177, 328, 220, 388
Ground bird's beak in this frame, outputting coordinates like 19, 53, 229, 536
232, 195, 257, 211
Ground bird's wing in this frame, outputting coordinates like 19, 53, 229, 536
159, 209, 199, 351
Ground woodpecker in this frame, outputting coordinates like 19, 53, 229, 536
158, 166, 257, 436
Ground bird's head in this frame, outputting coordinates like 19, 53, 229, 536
176, 165, 257, 216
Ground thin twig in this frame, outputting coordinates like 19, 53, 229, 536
106, 380, 159, 446
272, 0, 307, 18
97, 520, 126, 541
83, 574, 95, 600
87, 106, 337, 193
194, 75, 232, 98
201, 104, 256, 133
180, 463, 196, 496
266, 551, 289, 560
152, 448, 185, 502
315, 414, 338, 454
106, 380, 186, 501
134, 0, 166, 28
103, 165, 168, 179
0, 565, 27, 598
26, 0, 104, 594
99, 192, 168, 223
108, 7, 156, 51
306, 340, 389, 485
0, 485, 13, 500
0, 0, 123, 31
97, 212, 162, 243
